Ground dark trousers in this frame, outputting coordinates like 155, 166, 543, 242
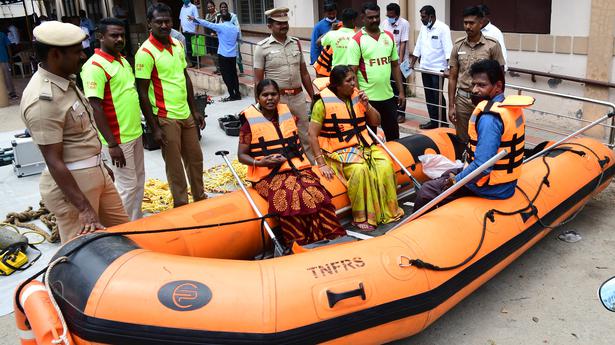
412, 168, 474, 212
390, 75, 405, 119
183, 32, 196, 64
218, 55, 240, 98
422, 72, 447, 126
369, 98, 400, 141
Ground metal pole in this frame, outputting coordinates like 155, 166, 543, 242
365, 126, 422, 190
437, 72, 443, 127
391, 150, 509, 230
609, 115, 615, 147
0, 65, 8, 107
525, 112, 615, 162
22, 0, 33, 43
215, 150, 286, 257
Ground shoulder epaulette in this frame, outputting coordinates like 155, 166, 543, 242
257, 37, 269, 45
454, 36, 466, 44
39, 79, 53, 101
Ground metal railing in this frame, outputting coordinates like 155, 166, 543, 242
508, 67, 615, 89
133, 31, 260, 74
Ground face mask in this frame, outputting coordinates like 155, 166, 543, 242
470, 94, 490, 106
183, 0, 190, 5
387, 17, 397, 24
325, 17, 337, 23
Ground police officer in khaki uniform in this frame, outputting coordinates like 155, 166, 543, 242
20, 21, 128, 243
254, 7, 316, 162
448, 6, 504, 143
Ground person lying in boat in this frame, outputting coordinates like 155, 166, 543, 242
413, 59, 532, 212
237, 79, 346, 246
307, 65, 404, 232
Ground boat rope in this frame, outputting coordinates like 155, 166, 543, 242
401, 142, 609, 272
45, 256, 71, 345
14, 213, 276, 315
4, 202, 60, 244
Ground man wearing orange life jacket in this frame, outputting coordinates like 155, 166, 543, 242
413, 59, 532, 212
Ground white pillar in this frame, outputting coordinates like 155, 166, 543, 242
55, 0, 63, 17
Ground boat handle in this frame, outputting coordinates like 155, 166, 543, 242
326, 282, 366, 308
399, 255, 413, 268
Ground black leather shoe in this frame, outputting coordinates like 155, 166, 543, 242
419, 122, 438, 129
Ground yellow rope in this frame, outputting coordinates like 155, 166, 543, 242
142, 178, 178, 214
142, 160, 248, 214
202, 159, 248, 194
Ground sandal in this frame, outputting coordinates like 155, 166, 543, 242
352, 222, 376, 232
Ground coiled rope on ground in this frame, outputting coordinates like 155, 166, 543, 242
3, 202, 59, 244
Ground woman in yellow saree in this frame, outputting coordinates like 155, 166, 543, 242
308, 65, 403, 231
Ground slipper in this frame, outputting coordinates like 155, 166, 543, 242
352, 222, 376, 232
558, 230, 582, 243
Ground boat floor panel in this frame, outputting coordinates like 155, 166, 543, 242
340, 190, 417, 237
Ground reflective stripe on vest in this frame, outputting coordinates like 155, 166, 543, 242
467, 95, 533, 187
313, 45, 333, 76
243, 104, 311, 182
318, 87, 374, 152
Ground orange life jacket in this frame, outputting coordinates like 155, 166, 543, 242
242, 104, 311, 182
467, 95, 534, 187
318, 87, 374, 153
313, 45, 333, 77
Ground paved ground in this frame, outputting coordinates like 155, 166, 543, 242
0, 73, 614, 345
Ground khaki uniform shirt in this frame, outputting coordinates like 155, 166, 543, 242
253, 35, 305, 89
20, 66, 101, 163
449, 34, 505, 92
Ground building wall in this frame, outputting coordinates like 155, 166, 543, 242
551, 1, 591, 36
412, 0, 448, 27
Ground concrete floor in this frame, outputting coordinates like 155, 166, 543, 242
1, 78, 614, 345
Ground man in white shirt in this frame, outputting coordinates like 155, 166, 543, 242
381, 3, 409, 62
478, 4, 507, 68
409, 5, 452, 129
180, 0, 200, 66
381, 3, 410, 123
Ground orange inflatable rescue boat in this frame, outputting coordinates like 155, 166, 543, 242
14, 128, 614, 345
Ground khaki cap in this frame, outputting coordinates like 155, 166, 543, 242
33, 21, 87, 47
264, 7, 289, 22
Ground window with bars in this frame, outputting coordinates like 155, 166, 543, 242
62, 0, 77, 16
238, 0, 274, 25
84, 0, 103, 23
